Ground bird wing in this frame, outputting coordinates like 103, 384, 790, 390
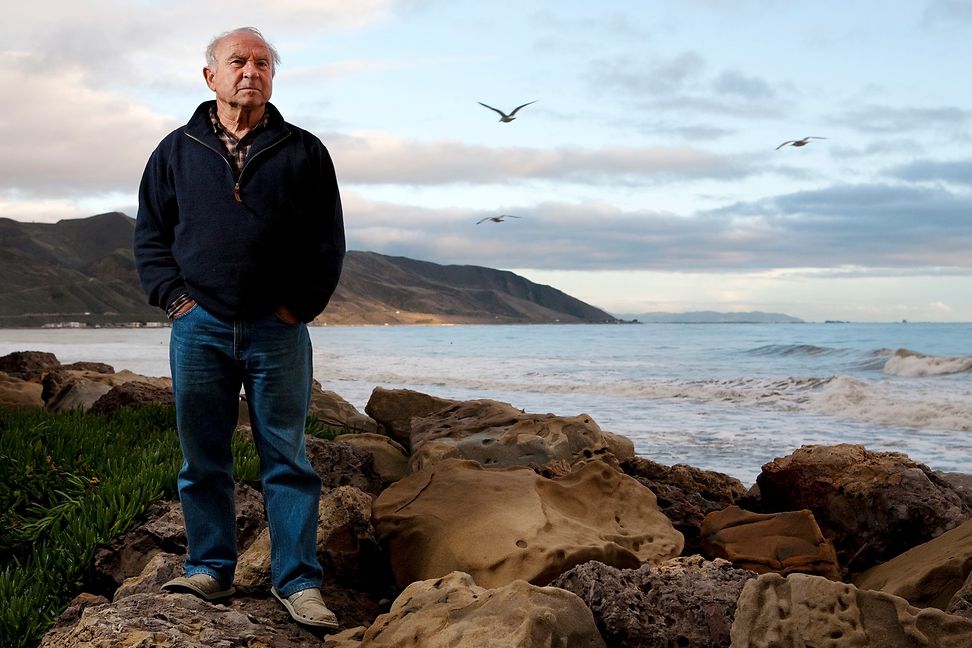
476, 216, 491, 224
775, 140, 797, 150
501, 214, 521, 218
478, 102, 508, 118
807, 136, 827, 140
508, 100, 537, 116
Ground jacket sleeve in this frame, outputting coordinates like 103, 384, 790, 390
133, 142, 188, 312
286, 138, 346, 323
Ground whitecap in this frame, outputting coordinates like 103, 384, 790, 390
883, 348, 972, 377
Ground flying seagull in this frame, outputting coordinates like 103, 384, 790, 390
776, 136, 827, 150
477, 214, 521, 224
478, 101, 537, 123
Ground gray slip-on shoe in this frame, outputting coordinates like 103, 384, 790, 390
162, 573, 235, 601
272, 587, 340, 629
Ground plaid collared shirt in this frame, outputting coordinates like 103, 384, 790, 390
209, 105, 269, 178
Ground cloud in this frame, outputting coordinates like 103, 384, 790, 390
588, 51, 705, 96
923, 0, 972, 25
0, 52, 178, 197
833, 104, 971, 137
708, 183, 972, 268
340, 181, 972, 273
711, 70, 776, 100
328, 131, 741, 185
888, 158, 972, 187
3, 2, 396, 92
0, 2, 399, 199
585, 51, 788, 126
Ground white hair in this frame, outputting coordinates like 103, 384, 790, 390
205, 27, 281, 74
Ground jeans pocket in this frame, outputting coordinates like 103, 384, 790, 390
171, 303, 199, 321
272, 311, 300, 326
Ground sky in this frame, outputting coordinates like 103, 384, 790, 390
3, 1, 972, 322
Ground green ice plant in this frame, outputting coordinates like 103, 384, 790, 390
0, 404, 330, 647
0, 405, 182, 647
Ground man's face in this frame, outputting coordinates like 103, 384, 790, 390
204, 32, 273, 109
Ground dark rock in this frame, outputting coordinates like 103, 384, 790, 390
947, 570, 972, 620
88, 380, 174, 416
62, 361, 115, 373
0, 350, 60, 381
756, 444, 970, 577
89, 484, 265, 596
552, 556, 756, 648
621, 456, 747, 556
38, 591, 322, 647
306, 436, 384, 496
937, 471, 972, 511
318, 486, 394, 594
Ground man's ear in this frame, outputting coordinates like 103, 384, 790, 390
203, 67, 216, 91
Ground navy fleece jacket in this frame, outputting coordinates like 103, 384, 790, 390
134, 101, 345, 323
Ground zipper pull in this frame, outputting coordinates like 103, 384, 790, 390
233, 184, 242, 203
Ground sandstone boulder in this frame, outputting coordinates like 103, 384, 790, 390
0, 371, 43, 407
364, 387, 458, 449
730, 572, 972, 647
43, 369, 171, 413
311, 381, 379, 433
408, 398, 634, 472
552, 555, 755, 647
324, 571, 606, 648
373, 458, 683, 589
853, 517, 972, 610
702, 505, 840, 579
334, 433, 409, 484
756, 444, 969, 575
622, 456, 747, 556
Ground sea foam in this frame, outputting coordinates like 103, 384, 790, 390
883, 348, 972, 377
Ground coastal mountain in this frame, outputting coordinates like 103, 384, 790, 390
623, 311, 804, 324
0, 213, 616, 327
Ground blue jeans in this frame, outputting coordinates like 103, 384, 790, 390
169, 303, 323, 597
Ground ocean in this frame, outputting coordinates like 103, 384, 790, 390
1, 322, 969, 484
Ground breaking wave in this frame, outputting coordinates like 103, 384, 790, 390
882, 348, 972, 377
333, 367, 972, 434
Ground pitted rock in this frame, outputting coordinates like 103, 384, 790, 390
731, 572, 972, 647
552, 556, 756, 648
323, 571, 606, 648
373, 458, 683, 589
408, 398, 632, 473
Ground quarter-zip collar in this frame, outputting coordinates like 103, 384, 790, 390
183, 101, 292, 202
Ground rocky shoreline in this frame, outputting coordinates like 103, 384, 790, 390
2, 350, 971, 647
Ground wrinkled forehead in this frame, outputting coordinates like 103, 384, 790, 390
214, 34, 271, 62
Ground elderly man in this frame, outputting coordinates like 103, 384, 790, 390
134, 27, 344, 629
